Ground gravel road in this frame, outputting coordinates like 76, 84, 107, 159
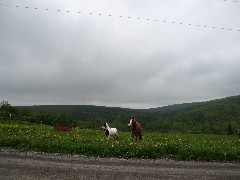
0, 148, 240, 180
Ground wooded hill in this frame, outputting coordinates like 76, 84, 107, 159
15, 95, 240, 134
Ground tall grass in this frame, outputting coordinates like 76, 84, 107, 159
0, 123, 239, 161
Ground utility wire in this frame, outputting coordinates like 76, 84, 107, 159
223, 0, 239, 2
0, 3, 239, 32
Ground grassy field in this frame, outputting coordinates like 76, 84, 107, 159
0, 123, 239, 162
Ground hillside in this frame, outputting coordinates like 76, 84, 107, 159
16, 95, 240, 133
145, 96, 240, 133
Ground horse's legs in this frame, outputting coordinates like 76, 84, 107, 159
139, 133, 142, 141
114, 133, 118, 140
132, 133, 134, 142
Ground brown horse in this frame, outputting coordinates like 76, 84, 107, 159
128, 117, 142, 142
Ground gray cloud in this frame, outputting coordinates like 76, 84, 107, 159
0, 0, 240, 108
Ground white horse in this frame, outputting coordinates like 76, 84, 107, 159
102, 123, 118, 139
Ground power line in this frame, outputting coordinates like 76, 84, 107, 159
223, 0, 239, 2
0, 3, 239, 32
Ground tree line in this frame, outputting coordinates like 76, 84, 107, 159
1, 96, 240, 134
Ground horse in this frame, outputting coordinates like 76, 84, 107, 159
128, 117, 142, 142
102, 123, 118, 140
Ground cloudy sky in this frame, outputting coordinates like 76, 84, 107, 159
0, 0, 240, 109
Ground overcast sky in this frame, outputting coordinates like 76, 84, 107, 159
0, 0, 240, 109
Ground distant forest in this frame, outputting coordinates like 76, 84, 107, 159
1, 95, 240, 134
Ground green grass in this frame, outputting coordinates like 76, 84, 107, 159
0, 123, 239, 162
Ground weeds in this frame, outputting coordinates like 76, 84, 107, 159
0, 123, 239, 161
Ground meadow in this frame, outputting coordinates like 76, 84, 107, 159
0, 123, 239, 162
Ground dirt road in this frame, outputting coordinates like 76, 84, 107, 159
0, 148, 240, 180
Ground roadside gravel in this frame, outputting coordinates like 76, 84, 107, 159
1, 148, 240, 179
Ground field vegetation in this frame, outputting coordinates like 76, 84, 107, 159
0, 122, 239, 162
1, 97, 240, 161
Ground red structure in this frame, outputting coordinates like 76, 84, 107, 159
53, 124, 72, 132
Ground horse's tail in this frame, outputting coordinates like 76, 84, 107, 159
139, 123, 143, 141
